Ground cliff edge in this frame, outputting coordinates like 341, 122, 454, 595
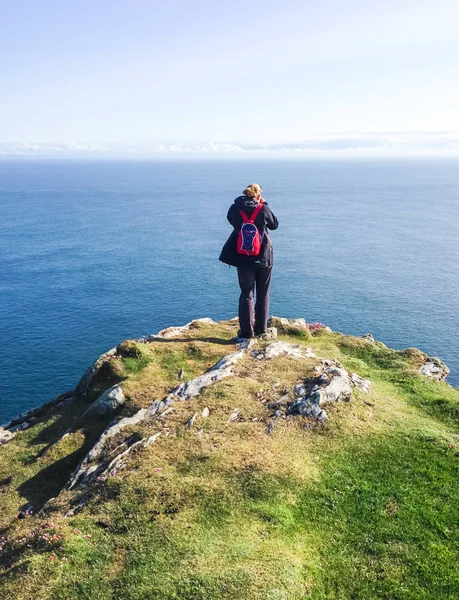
0, 318, 458, 600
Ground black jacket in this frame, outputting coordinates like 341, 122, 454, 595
219, 196, 279, 269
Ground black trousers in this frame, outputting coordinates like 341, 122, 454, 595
237, 266, 273, 336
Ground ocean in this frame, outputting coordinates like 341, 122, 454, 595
1, 158, 458, 423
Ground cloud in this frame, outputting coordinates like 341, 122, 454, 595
1, 132, 459, 158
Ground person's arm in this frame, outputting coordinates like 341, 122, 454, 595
227, 205, 239, 228
264, 205, 279, 230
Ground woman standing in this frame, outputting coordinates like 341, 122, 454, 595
219, 183, 279, 338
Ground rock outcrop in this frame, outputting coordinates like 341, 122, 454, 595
251, 341, 316, 360
82, 384, 126, 418
0, 314, 452, 529
419, 357, 450, 382
287, 360, 370, 422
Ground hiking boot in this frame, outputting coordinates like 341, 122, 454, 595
237, 330, 254, 339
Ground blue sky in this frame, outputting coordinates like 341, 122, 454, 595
1, 0, 459, 156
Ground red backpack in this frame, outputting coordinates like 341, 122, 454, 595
237, 203, 264, 256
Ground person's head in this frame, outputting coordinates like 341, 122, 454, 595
243, 183, 263, 201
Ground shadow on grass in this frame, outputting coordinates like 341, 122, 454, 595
16, 444, 92, 513
16, 407, 123, 514
147, 336, 236, 346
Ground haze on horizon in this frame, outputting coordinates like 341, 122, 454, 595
1, 0, 459, 156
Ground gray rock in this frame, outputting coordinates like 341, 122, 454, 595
226, 409, 239, 423
144, 432, 161, 447
269, 316, 307, 331
251, 341, 316, 360
68, 408, 148, 489
67, 350, 244, 490
288, 318, 307, 329
99, 431, 162, 481
257, 327, 278, 340
202, 407, 210, 417
170, 351, 244, 402
419, 357, 450, 382
264, 341, 304, 360
1, 390, 74, 430
0, 429, 16, 445
288, 365, 353, 420
294, 384, 307, 397
361, 334, 375, 343
186, 413, 198, 428
56, 333, 259, 496
9, 422, 30, 433
237, 337, 256, 350
83, 385, 126, 417
319, 367, 352, 403
350, 373, 372, 393
149, 318, 215, 340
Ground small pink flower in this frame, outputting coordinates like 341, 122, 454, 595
155, 468, 163, 473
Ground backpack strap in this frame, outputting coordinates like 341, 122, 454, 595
240, 203, 263, 224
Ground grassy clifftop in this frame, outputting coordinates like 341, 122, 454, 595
0, 318, 458, 600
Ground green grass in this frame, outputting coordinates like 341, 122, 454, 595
1, 321, 459, 599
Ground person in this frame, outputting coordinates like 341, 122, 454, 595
219, 183, 279, 338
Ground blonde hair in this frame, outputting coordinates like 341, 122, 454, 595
243, 183, 262, 198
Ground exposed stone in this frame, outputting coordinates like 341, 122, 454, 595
66, 350, 244, 491
169, 351, 244, 402
65, 494, 90, 518
186, 413, 198, 428
145, 318, 215, 340
0, 429, 16, 445
257, 327, 278, 340
314, 358, 345, 373
144, 432, 161, 447
101, 436, 149, 479
237, 337, 256, 350
287, 364, 355, 420
157, 407, 174, 419
361, 334, 375, 343
202, 407, 210, 417
269, 316, 306, 329
226, 409, 239, 423
350, 373, 372, 393
67, 408, 149, 489
252, 341, 316, 360
265, 410, 281, 434
318, 367, 353, 403
1, 390, 74, 430
9, 422, 30, 433
268, 342, 302, 359
82, 385, 126, 418
294, 384, 307, 397
268, 317, 311, 337
419, 357, 450, 382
